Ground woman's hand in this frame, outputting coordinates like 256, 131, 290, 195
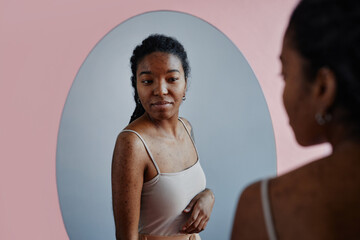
181, 188, 215, 234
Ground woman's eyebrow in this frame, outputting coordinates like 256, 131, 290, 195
139, 71, 151, 76
167, 69, 180, 73
139, 70, 180, 75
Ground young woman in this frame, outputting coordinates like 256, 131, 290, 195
112, 34, 214, 240
232, 0, 360, 239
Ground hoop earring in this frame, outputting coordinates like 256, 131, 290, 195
182, 96, 186, 101
315, 112, 332, 125
137, 98, 141, 104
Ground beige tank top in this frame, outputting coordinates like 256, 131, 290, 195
121, 118, 206, 236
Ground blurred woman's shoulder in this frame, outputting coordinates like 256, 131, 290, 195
270, 155, 360, 238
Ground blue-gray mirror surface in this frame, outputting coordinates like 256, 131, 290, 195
56, 11, 276, 240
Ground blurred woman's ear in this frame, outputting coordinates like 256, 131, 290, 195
313, 67, 336, 113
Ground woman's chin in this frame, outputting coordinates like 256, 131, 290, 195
148, 112, 177, 121
294, 134, 327, 147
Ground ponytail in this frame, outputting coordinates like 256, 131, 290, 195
129, 76, 145, 123
129, 101, 145, 123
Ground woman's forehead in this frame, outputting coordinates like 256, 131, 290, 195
137, 52, 183, 72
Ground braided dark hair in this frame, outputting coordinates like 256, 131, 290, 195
288, 0, 360, 132
128, 34, 190, 123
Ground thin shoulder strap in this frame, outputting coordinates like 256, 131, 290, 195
178, 118, 199, 159
121, 129, 160, 174
261, 178, 277, 240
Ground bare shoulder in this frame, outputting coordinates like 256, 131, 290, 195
112, 130, 148, 170
267, 157, 340, 239
231, 181, 268, 240
271, 156, 328, 194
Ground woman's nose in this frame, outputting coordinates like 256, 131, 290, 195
153, 80, 168, 96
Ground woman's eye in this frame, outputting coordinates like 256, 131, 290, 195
168, 77, 178, 82
142, 80, 153, 84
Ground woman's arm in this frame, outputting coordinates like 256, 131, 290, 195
181, 188, 215, 233
112, 132, 147, 240
179, 118, 215, 233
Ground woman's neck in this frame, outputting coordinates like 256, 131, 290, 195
144, 113, 182, 138
327, 123, 360, 156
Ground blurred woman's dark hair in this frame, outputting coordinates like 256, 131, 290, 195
287, 0, 360, 136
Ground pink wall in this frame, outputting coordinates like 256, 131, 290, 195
1, 0, 329, 239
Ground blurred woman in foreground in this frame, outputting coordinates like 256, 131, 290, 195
232, 0, 360, 239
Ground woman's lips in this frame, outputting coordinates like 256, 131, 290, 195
151, 101, 173, 109
152, 101, 171, 105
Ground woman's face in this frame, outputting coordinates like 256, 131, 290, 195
280, 33, 321, 146
136, 52, 187, 120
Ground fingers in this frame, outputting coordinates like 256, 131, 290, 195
198, 218, 208, 232
182, 206, 211, 233
201, 219, 208, 231
184, 215, 209, 233
183, 197, 198, 213
181, 190, 214, 233
186, 217, 203, 233
182, 208, 199, 232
